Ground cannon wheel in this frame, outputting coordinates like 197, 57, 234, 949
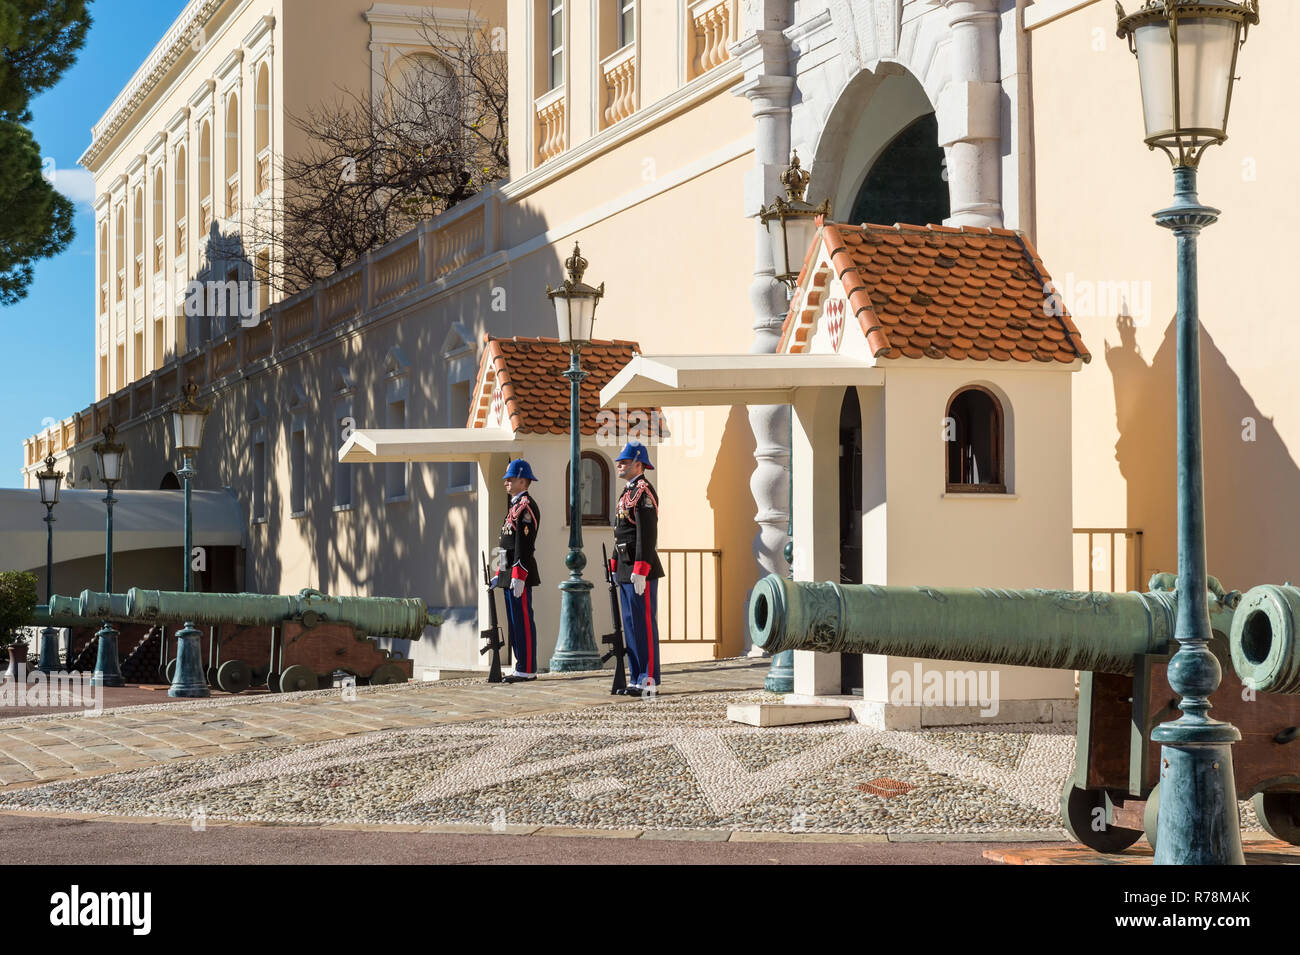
278, 664, 318, 693
216, 659, 252, 695
1143, 784, 1159, 851
369, 662, 407, 686
1253, 791, 1300, 846
1060, 780, 1143, 853
165, 659, 177, 683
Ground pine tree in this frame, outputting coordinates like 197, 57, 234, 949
0, 0, 91, 305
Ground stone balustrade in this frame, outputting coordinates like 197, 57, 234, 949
688, 0, 733, 80
600, 46, 637, 129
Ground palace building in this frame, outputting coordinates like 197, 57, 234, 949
18, 1, 1295, 722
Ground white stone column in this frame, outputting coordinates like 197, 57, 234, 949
734, 6, 796, 650
936, 0, 1003, 228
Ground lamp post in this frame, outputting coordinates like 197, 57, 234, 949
546, 242, 605, 672
1117, 0, 1259, 865
758, 151, 830, 288
35, 454, 64, 673
169, 378, 212, 698
91, 424, 125, 687
757, 154, 830, 691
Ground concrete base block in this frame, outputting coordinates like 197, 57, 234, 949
727, 703, 854, 727
782, 695, 1077, 730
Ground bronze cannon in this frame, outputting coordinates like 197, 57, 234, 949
748, 573, 1300, 852
35, 588, 442, 694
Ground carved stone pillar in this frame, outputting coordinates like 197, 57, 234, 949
936, 0, 1003, 228
734, 3, 795, 653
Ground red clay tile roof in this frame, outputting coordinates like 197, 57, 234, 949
779, 222, 1090, 364
467, 336, 663, 436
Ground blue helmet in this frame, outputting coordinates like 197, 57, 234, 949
615, 441, 653, 470
503, 459, 539, 482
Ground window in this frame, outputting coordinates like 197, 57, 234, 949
97, 221, 108, 313
174, 145, 187, 254
198, 120, 212, 232
548, 0, 564, 90
152, 167, 164, 274
945, 386, 1006, 493
448, 379, 472, 488
254, 64, 271, 195
334, 398, 353, 510
290, 423, 306, 516
565, 451, 611, 525
386, 398, 406, 500
154, 317, 165, 368
252, 433, 267, 521
224, 94, 239, 218
132, 187, 144, 288
617, 0, 634, 48
133, 331, 144, 379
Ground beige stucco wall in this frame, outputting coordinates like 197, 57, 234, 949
1031, 0, 1300, 593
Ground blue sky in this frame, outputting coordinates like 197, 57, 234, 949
2, 0, 189, 486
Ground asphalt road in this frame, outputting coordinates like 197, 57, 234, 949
0, 814, 1024, 864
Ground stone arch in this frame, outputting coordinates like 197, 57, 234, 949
805, 63, 944, 228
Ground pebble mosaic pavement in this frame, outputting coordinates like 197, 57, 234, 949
0, 660, 1266, 837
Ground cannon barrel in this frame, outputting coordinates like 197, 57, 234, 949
748, 575, 1178, 675
47, 588, 440, 640
1230, 584, 1300, 695
29, 604, 105, 630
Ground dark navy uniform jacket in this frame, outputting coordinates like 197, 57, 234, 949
499, 491, 541, 586
613, 475, 663, 583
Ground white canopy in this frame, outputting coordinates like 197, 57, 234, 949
599, 354, 883, 408
0, 487, 245, 573
339, 428, 520, 463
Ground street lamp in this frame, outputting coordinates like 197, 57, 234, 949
169, 378, 212, 698
1117, 0, 1259, 865
91, 423, 125, 687
758, 152, 830, 288
546, 242, 605, 672
35, 454, 63, 673
757, 154, 829, 690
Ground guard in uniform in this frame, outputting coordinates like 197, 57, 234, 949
611, 441, 664, 693
496, 459, 541, 682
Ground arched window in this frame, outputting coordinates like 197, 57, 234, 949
566, 450, 611, 525
198, 120, 212, 232
114, 204, 126, 301
945, 386, 1005, 493
152, 167, 164, 274
132, 186, 144, 287
174, 144, 187, 254
849, 113, 950, 227
224, 93, 239, 217
97, 220, 108, 313
254, 63, 270, 194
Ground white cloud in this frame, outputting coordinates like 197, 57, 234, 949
50, 167, 96, 206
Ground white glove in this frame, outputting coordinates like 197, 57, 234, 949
491, 547, 507, 572
631, 573, 647, 596
510, 577, 525, 598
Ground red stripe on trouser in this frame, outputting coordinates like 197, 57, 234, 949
644, 583, 655, 683
522, 587, 534, 673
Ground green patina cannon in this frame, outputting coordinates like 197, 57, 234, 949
35, 588, 442, 694
748, 573, 1300, 853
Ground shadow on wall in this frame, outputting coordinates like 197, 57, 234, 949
1106, 312, 1300, 590
705, 405, 758, 656
217, 200, 555, 660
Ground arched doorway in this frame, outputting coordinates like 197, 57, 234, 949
159, 471, 181, 490
808, 66, 949, 231
848, 113, 949, 227
839, 387, 863, 695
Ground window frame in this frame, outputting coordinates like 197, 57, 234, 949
565, 450, 611, 526
944, 385, 1007, 495
548, 0, 565, 91
617, 0, 635, 49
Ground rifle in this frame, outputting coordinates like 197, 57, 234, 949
600, 543, 629, 695
480, 551, 505, 683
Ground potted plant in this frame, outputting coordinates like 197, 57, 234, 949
0, 572, 38, 680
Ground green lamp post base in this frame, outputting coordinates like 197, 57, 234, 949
37, 626, 62, 673
91, 622, 125, 687
168, 623, 210, 698
550, 576, 602, 672
765, 649, 795, 693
